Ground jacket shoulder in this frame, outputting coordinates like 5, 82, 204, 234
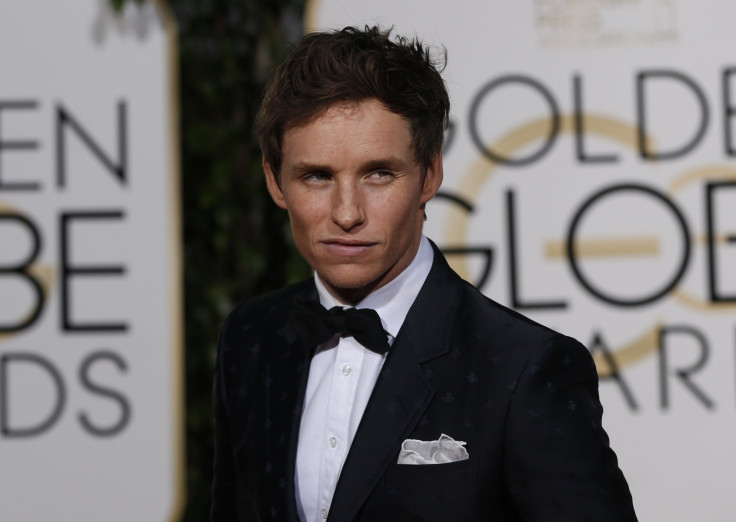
453, 272, 555, 331
427, 240, 568, 347
219, 278, 315, 346
451, 275, 587, 365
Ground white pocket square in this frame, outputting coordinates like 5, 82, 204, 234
397, 433, 469, 465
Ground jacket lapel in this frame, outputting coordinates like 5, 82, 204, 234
259, 282, 318, 521
326, 246, 463, 520
283, 334, 314, 521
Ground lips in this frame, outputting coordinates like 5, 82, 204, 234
321, 239, 377, 257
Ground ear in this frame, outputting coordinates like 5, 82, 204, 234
420, 154, 444, 204
263, 157, 287, 210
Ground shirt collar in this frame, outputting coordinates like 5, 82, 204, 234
314, 236, 434, 341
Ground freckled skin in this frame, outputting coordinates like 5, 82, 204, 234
264, 99, 443, 305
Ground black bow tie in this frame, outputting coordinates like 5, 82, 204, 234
289, 300, 390, 355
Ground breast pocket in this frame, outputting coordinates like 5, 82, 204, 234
384, 457, 478, 492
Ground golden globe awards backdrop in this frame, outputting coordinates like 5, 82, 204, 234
0, 2, 183, 521
310, 1, 736, 520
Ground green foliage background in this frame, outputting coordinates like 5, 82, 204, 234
114, 0, 310, 520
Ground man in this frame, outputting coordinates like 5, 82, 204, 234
211, 26, 637, 521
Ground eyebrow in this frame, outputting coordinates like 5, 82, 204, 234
361, 157, 407, 172
289, 162, 332, 175
289, 156, 408, 175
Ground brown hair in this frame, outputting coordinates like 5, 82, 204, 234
257, 25, 450, 177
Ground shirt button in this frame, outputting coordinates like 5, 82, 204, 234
320, 508, 328, 519
328, 436, 338, 448
341, 363, 352, 376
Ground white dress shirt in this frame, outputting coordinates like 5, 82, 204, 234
295, 236, 434, 522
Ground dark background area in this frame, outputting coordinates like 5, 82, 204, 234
113, 1, 310, 520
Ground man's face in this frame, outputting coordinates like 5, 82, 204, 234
264, 98, 443, 304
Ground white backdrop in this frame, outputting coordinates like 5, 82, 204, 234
0, 2, 183, 521
310, 1, 736, 520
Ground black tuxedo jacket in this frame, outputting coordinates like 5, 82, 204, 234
211, 245, 637, 521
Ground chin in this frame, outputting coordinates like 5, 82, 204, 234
321, 273, 376, 291
317, 266, 382, 291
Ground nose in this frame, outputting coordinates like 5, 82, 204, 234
331, 180, 365, 231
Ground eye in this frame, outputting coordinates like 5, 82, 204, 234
368, 169, 395, 181
303, 170, 331, 183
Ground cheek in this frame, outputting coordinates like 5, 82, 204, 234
390, 192, 422, 222
287, 206, 323, 241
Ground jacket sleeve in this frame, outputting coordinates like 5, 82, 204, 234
503, 334, 638, 521
210, 312, 240, 521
